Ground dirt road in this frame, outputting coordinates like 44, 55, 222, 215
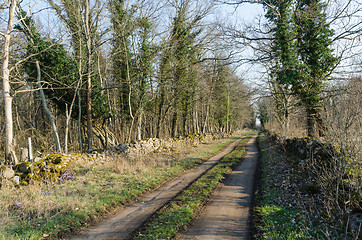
70, 135, 251, 240
177, 134, 259, 240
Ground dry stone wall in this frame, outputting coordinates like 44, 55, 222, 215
108, 134, 214, 157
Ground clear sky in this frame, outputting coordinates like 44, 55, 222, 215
213, 2, 266, 87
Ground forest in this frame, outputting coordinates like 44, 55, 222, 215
0, 0, 361, 238
1, 0, 359, 162
1, 0, 258, 162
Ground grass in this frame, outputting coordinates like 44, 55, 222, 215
132, 132, 256, 240
253, 132, 359, 240
253, 133, 314, 239
0, 130, 252, 240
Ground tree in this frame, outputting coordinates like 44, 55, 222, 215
48, 0, 108, 151
16, 9, 75, 153
167, 0, 205, 137
294, 0, 337, 137
260, 0, 337, 136
84, 0, 93, 150
109, 0, 135, 121
1, 0, 18, 164
263, 0, 298, 133
134, 17, 156, 140
210, 60, 229, 132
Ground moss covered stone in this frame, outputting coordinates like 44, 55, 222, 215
7, 154, 71, 185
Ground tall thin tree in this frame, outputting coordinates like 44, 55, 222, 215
1, 0, 18, 164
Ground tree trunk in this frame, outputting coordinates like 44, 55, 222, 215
226, 88, 229, 133
306, 108, 316, 138
65, 104, 70, 153
136, 108, 143, 141
171, 109, 178, 138
77, 90, 83, 152
102, 119, 109, 149
85, 0, 93, 151
202, 103, 209, 134
2, 0, 17, 164
156, 88, 165, 138
35, 61, 62, 153
284, 108, 290, 134
64, 81, 80, 153
182, 106, 188, 135
195, 107, 200, 133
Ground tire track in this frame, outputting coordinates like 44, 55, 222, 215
70, 134, 253, 240
177, 134, 259, 240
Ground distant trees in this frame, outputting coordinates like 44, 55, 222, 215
157, 0, 215, 138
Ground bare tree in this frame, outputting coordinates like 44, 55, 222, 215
1, 0, 18, 164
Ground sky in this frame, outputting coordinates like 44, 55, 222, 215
215, 2, 267, 89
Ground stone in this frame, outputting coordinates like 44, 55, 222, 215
13, 162, 29, 173
115, 144, 129, 153
20, 147, 29, 161
12, 176, 20, 185
2, 167, 15, 179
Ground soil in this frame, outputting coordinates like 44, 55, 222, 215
69, 135, 251, 240
177, 134, 259, 240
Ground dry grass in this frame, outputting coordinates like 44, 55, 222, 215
0, 130, 251, 240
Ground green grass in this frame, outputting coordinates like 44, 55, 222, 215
0, 131, 253, 240
254, 133, 326, 240
132, 132, 256, 239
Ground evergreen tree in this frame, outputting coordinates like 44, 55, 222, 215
16, 12, 77, 113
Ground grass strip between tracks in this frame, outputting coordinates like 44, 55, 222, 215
132, 132, 256, 240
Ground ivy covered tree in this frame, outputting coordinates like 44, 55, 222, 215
210, 60, 229, 132
264, 0, 337, 137
169, 0, 202, 137
133, 17, 156, 140
264, 0, 298, 132
294, 0, 337, 137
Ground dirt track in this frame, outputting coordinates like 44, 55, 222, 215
70, 135, 250, 240
177, 134, 259, 240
